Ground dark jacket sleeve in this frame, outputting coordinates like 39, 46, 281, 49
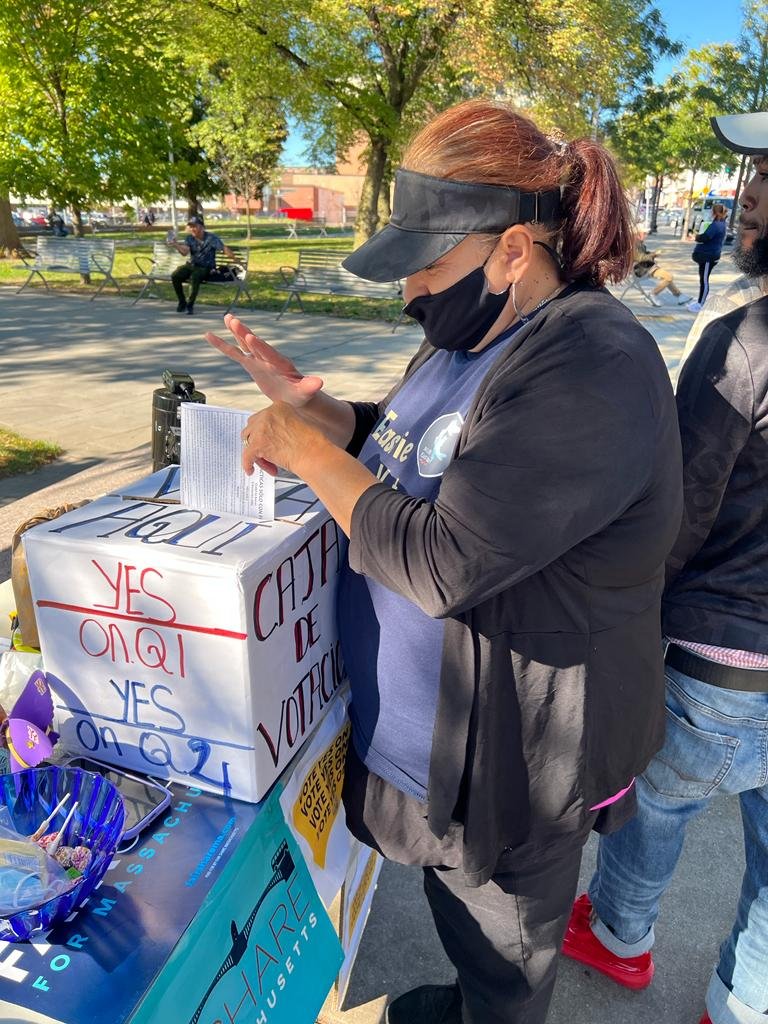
666, 322, 754, 585
346, 402, 381, 456
348, 355, 656, 618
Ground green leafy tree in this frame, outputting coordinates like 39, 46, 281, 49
608, 80, 686, 231
663, 46, 748, 234
502, 0, 681, 137
0, 0, 179, 241
169, 75, 223, 222
694, 4, 768, 226
193, 78, 287, 238
198, 0, 677, 241
198, 0, 472, 241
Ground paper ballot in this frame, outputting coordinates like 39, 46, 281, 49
180, 403, 275, 520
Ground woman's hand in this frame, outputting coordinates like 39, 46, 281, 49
205, 314, 324, 407
240, 401, 327, 477
241, 402, 378, 537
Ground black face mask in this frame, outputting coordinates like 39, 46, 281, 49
402, 259, 510, 352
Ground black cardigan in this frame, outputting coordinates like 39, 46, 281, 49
664, 296, 768, 654
346, 284, 683, 884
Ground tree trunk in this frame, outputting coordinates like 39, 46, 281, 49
71, 205, 91, 283
590, 95, 602, 142
72, 205, 85, 238
245, 200, 252, 241
0, 192, 23, 257
355, 137, 388, 246
377, 169, 392, 224
648, 175, 662, 234
681, 169, 697, 239
185, 183, 202, 221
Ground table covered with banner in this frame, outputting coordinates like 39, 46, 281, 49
0, 467, 383, 1023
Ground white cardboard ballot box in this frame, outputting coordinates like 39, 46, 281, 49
22, 466, 347, 803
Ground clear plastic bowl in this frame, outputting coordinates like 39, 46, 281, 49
0, 765, 125, 941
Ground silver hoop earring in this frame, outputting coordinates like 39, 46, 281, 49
511, 281, 529, 324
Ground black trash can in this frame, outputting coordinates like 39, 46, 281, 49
151, 369, 206, 472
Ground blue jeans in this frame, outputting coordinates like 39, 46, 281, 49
588, 666, 768, 1024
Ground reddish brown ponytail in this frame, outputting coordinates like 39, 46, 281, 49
560, 138, 634, 285
402, 99, 635, 287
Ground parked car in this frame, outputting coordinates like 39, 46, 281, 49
659, 207, 684, 227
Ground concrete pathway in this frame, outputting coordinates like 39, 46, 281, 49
0, 224, 732, 473
0, 226, 747, 1024
0, 288, 422, 464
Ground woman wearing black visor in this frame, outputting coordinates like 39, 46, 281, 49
206, 99, 683, 1024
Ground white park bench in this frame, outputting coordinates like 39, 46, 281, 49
276, 249, 405, 331
285, 217, 328, 239
15, 237, 121, 300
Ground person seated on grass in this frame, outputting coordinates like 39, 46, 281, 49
633, 233, 692, 307
167, 215, 237, 316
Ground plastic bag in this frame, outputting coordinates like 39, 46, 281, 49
0, 820, 79, 917
0, 649, 44, 716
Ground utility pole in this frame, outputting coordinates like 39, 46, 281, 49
729, 155, 748, 233
169, 139, 178, 231
643, 176, 653, 233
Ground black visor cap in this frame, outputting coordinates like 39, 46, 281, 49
342, 169, 562, 283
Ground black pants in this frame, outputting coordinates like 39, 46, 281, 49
342, 745, 591, 1024
696, 257, 718, 304
424, 839, 585, 1024
171, 264, 210, 306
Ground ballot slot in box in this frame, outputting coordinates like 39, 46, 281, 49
22, 466, 347, 803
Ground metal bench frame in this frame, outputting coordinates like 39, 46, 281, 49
131, 241, 254, 312
619, 265, 659, 307
16, 237, 121, 300
276, 249, 405, 331
285, 217, 328, 239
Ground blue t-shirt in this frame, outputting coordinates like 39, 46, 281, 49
185, 231, 224, 269
338, 326, 524, 800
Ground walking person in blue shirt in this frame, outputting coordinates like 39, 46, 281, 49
688, 202, 728, 312
168, 215, 236, 315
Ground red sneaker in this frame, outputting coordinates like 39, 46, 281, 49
561, 894, 655, 990
698, 1015, 712, 1024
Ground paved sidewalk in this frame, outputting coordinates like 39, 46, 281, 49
0, 284, 423, 577
0, 228, 747, 1024
0, 287, 422, 466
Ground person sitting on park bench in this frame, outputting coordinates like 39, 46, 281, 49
48, 209, 68, 237
167, 215, 236, 316
633, 233, 692, 307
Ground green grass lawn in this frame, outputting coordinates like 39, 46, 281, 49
0, 427, 62, 479
0, 227, 405, 323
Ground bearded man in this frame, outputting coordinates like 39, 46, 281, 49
563, 111, 768, 1024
